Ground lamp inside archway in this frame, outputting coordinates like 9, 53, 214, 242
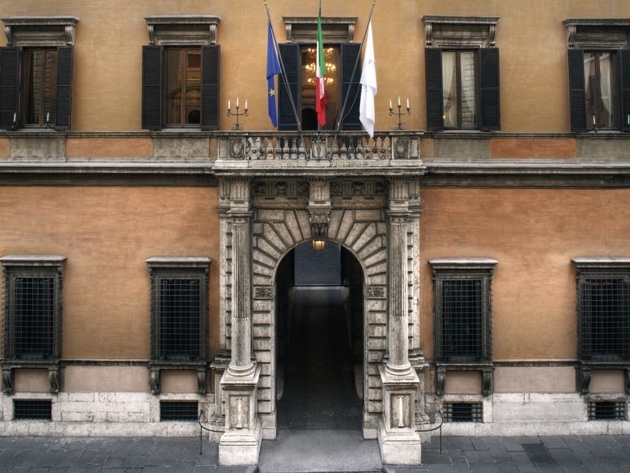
312, 239, 326, 251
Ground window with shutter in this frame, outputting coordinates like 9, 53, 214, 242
423, 16, 500, 132
277, 17, 359, 131
564, 20, 630, 133
143, 16, 220, 131
0, 17, 77, 130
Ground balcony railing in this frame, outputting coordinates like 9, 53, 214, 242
216, 131, 423, 163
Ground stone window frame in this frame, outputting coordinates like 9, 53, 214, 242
572, 257, 630, 395
146, 257, 211, 396
0, 255, 66, 395
422, 16, 501, 132
430, 258, 497, 396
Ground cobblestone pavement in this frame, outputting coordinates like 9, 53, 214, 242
1, 434, 630, 472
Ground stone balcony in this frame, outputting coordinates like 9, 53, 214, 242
214, 131, 426, 179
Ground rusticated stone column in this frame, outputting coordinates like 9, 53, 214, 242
378, 178, 422, 465
219, 179, 262, 466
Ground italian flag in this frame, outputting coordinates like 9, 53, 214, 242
315, 9, 326, 126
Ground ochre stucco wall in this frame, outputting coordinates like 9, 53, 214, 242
0, 186, 220, 360
420, 188, 630, 361
1, 0, 628, 132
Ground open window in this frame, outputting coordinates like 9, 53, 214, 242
423, 16, 500, 132
142, 16, 220, 131
0, 17, 78, 130
278, 17, 360, 131
565, 19, 630, 132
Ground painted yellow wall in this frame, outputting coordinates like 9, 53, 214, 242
1, 0, 628, 132
421, 188, 630, 360
0, 186, 221, 359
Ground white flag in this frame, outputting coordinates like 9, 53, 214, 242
359, 21, 377, 138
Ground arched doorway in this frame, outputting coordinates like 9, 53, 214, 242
275, 241, 364, 430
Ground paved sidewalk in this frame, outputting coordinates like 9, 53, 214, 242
1, 434, 630, 472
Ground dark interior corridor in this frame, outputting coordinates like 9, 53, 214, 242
277, 287, 362, 430
275, 243, 364, 430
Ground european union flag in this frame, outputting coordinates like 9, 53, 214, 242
267, 21, 281, 127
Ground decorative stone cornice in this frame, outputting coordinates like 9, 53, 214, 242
429, 257, 498, 273
2, 16, 79, 46
572, 257, 630, 272
563, 19, 630, 49
283, 17, 357, 43
422, 15, 499, 48
145, 15, 221, 45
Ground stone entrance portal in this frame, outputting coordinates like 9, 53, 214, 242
213, 131, 427, 466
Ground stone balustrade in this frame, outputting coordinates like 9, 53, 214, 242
216, 131, 423, 162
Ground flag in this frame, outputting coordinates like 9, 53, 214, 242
267, 21, 281, 127
315, 8, 327, 126
359, 21, 377, 138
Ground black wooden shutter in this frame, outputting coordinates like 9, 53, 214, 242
479, 48, 501, 131
620, 49, 630, 132
425, 48, 444, 131
55, 46, 73, 129
201, 45, 220, 130
0, 47, 20, 130
278, 43, 300, 131
568, 49, 587, 133
142, 45, 163, 131
340, 42, 361, 130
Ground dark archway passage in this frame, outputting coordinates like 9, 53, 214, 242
275, 243, 364, 430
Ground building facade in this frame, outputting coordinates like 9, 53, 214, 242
1, 0, 630, 466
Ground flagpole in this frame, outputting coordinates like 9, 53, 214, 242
334, 1, 377, 138
264, 1, 303, 134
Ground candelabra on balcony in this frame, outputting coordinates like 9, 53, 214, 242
389, 96, 410, 130
227, 97, 248, 131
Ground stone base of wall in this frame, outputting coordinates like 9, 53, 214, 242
1, 391, 629, 438
0, 392, 214, 437
420, 393, 630, 438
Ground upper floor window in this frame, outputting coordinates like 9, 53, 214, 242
278, 17, 360, 131
0, 17, 77, 130
565, 20, 630, 132
142, 16, 220, 131
573, 258, 630, 363
430, 258, 497, 363
1, 255, 65, 362
423, 16, 500, 132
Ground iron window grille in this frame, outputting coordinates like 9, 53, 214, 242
578, 277, 630, 362
1, 256, 65, 363
160, 400, 199, 421
430, 259, 496, 363
13, 399, 52, 420
146, 257, 211, 395
430, 258, 497, 396
573, 258, 630, 395
587, 401, 626, 421
443, 402, 483, 423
